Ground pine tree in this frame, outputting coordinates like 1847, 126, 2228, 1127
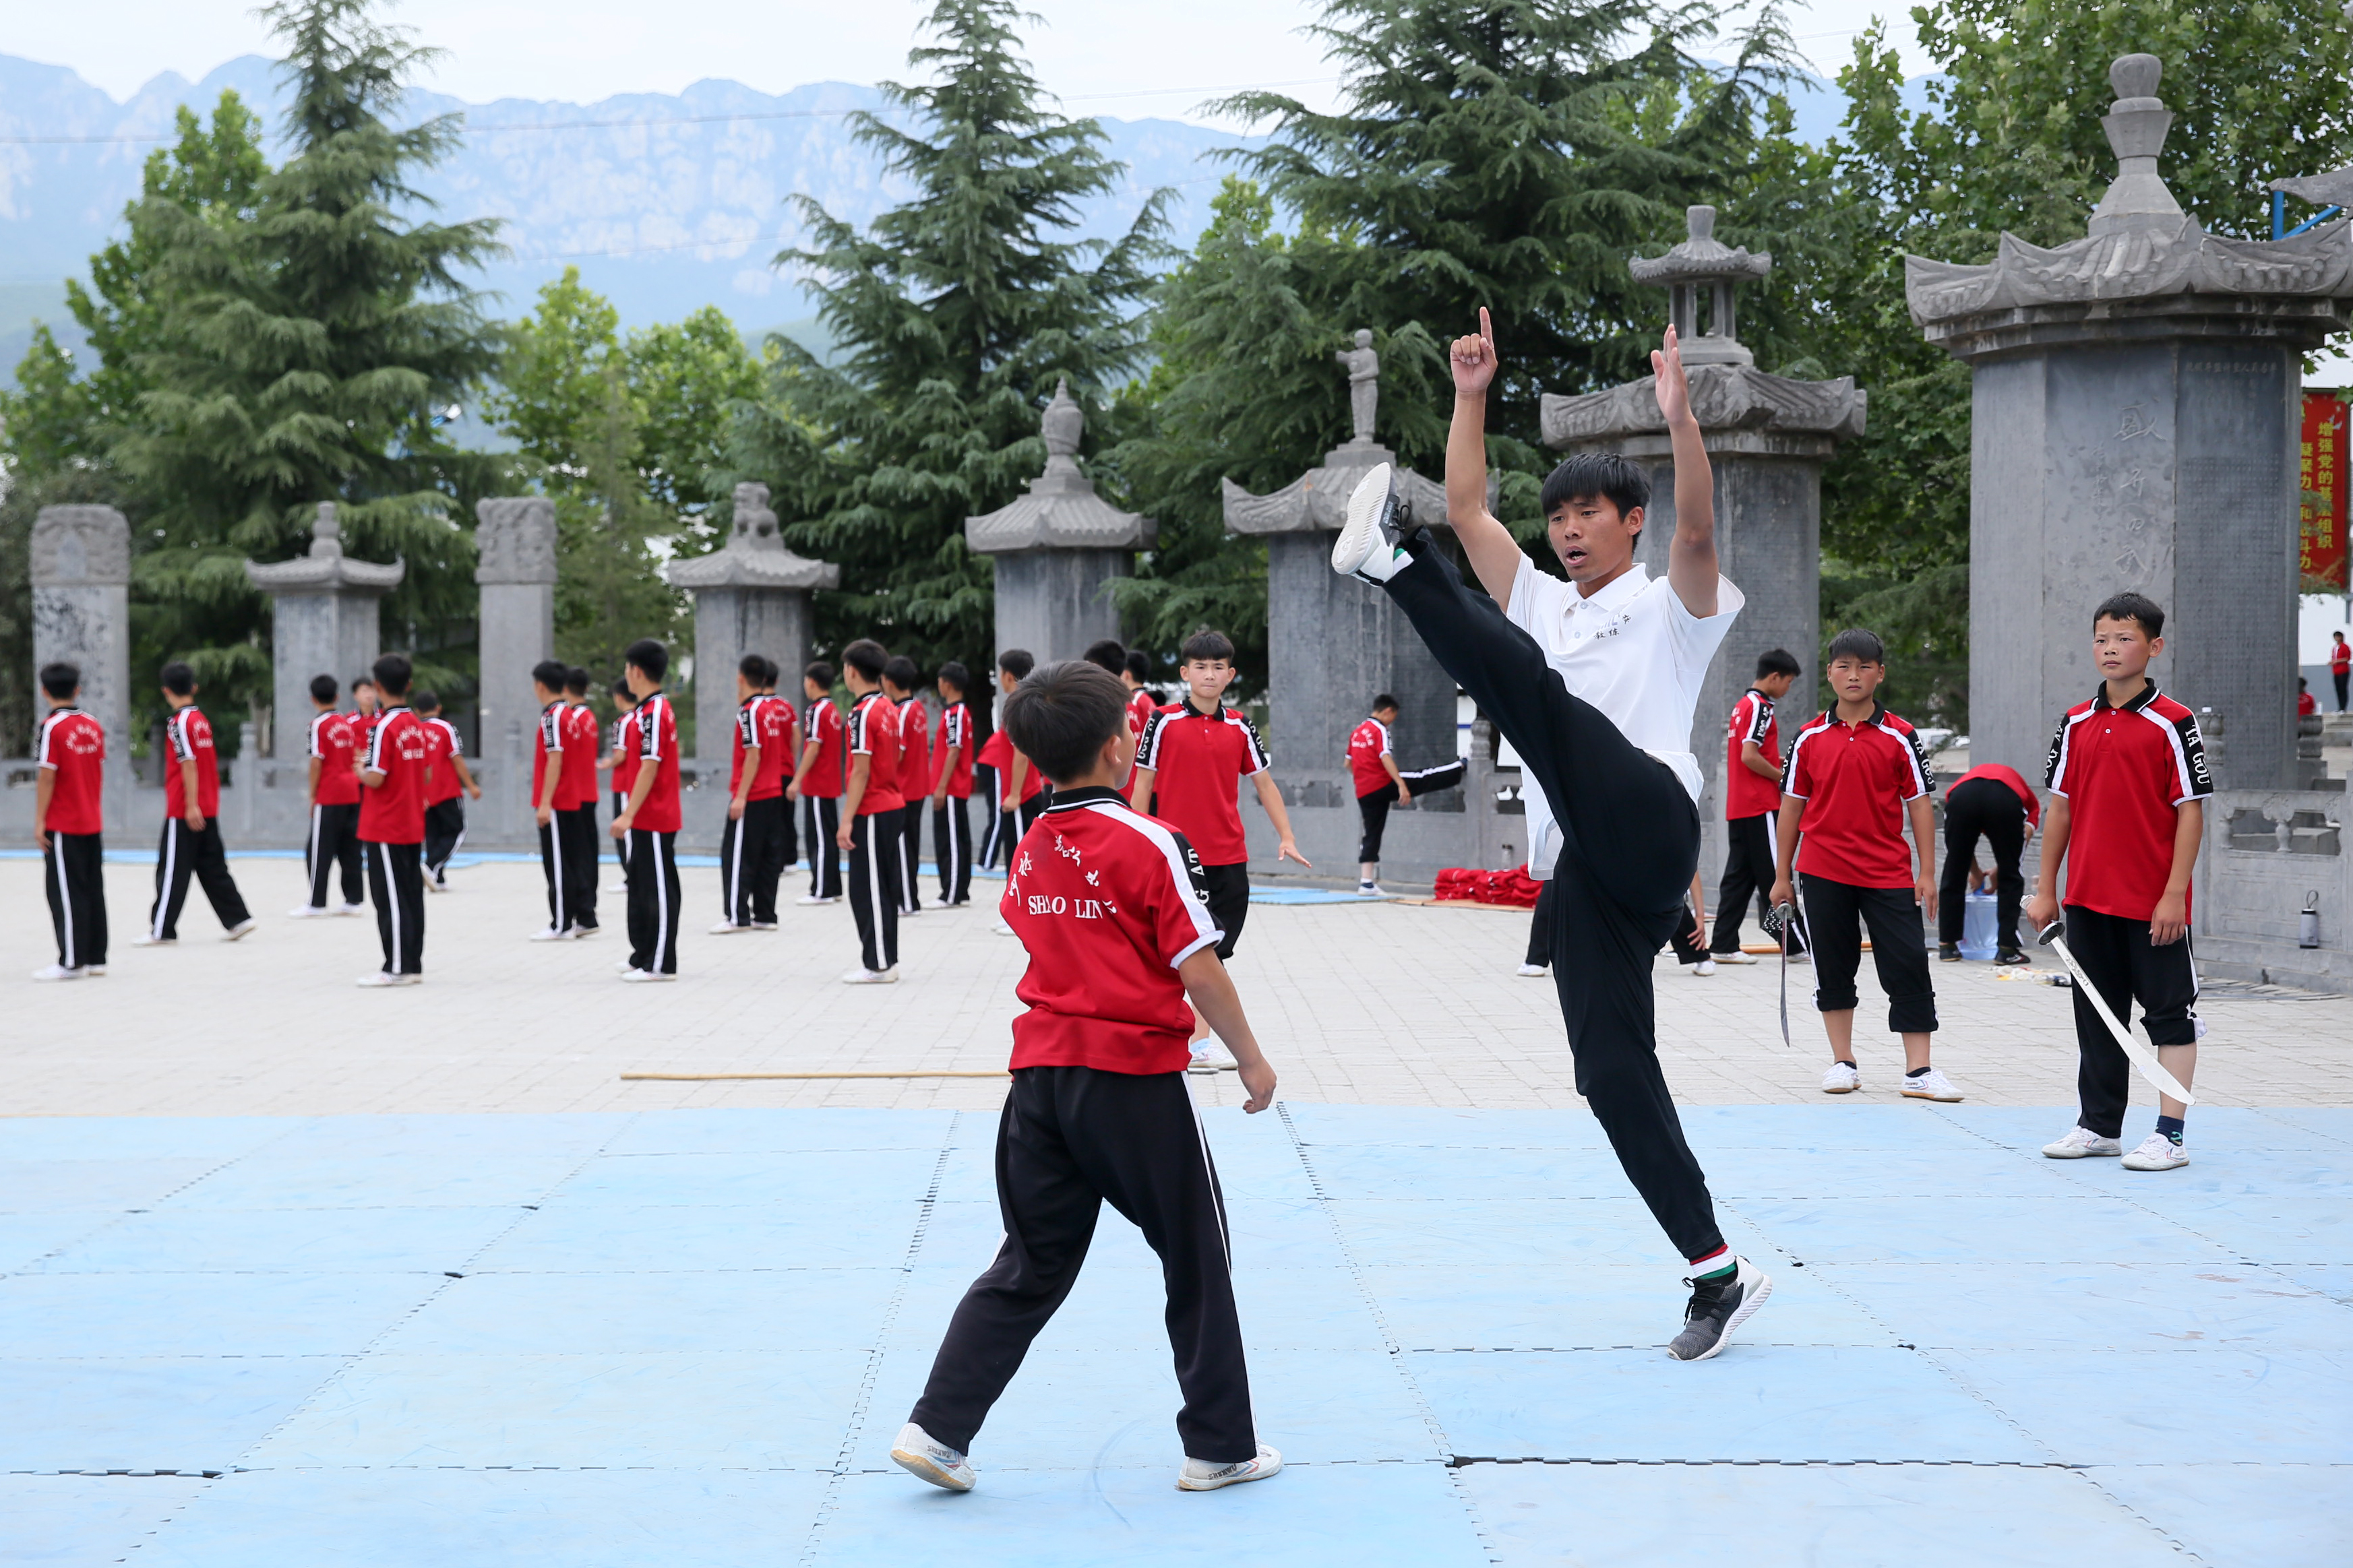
720, 0, 1167, 670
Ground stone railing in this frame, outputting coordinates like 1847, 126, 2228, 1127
2194, 788, 2348, 989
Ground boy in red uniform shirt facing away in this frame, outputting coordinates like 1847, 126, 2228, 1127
142, 661, 255, 947
839, 639, 905, 982
756, 659, 800, 916
34, 661, 107, 980
976, 648, 1042, 873
561, 668, 604, 931
1709, 648, 1801, 961
886, 655, 931, 916
415, 690, 481, 892
2027, 592, 2211, 1172
931, 662, 977, 907
611, 639, 683, 980
792, 660, 847, 904
1123, 648, 1161, 740
1347, 693, 1407, 896
357, 654, 431, 986
605, 681, 638, 880
293, 672, 365, 917
890, 658, 1282, 1499
716, 654, 791, 935
1769, 629, 1957, 1102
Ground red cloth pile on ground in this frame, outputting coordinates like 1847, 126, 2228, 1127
1432, 867, 1543, 907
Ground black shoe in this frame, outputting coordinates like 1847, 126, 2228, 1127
1668, 1255, 1771, 1362
1996, 948, 2030, 966
1937, 941, 1962, 962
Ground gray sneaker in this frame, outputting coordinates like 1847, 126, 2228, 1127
1668, 1256, 1771, 1362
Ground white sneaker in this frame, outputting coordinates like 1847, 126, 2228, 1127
222, 919, 257, 941
619, 968, 675, 984
1821, 1061, 1860, 1095
796, 894, 838, 906
1357, 881, 1385, 898
336, 904, 367, 917
129, 934, 175, 947
1188, 1042, 1239, 1074
567, 924, 601, 939
1331, 463, 1413, 582
749, 921, 778, 931
2122, 1132, 2190, 1171
890, 1422, 975, 1492
528, 926, 573, 943
425, 878, 448, 893
1691, 959, 1718, 976
1516, 962, 1549, 978
30, 964, 85, 981
1713, 950, 1759, 965
2042, 1126, 2123, 1159
1177, 1444, 1283, 1492
842, 966, 899, 985
991, 920, 1015, 936
355, 971, 404, 988
901, 906, 922, 916
83, 965, 105, 977
708, 920, 750, 935
286, 904, 327, 919
1901, 1066, 1963, 1102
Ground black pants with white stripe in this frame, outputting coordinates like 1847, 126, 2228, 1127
935, 794, 972, 904
721, 795, 789, 927
1712, 811, 1805, 955
560, 804, 600, 929
625, 828, 681, 974
612, 792, 630, 877
899, 799, 926, 912
975, 765, 1003, 867
1382, 542, 1724, 1265
539, 815, 573, 933
149, 818, 251, 941
911, 1065, 1255, 1464
847, 810, 902, 973
801, 795, 843, 899
423, 799, 465, 884
45, 831, 106, 970
365, 839, 425, 975
2065, 902, 2199, 1139
305, 801, 363, 909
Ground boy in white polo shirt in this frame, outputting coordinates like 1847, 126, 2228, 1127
1332, 311, 1768, 1362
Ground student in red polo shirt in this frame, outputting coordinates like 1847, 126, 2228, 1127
1938, 761, 2040, 964
886, 655, 931, 916
839, 639, 906, 982
561, 668, 604, 933
1769, 629, 1958, 1102
716, 654, 788, 935
529, 660, 577, 940
756, 659, 799, 917
2027, 592, 2211, 1172
357, 654, 430, 986
34, 662, 107, 980
414, 690, 481, 892
1347, 693, 1409, 896
791, 660, 846, 904
1709, 648, 1802, 962
140, 662, 256, 947
605, 680, 638, 881
288, 673, 365, 918
890, 659, 1281, 1498
931, 662, 977, 907
611, 639, 683, 980
977, 649, 1043, 875
1123, 649, 1161, 740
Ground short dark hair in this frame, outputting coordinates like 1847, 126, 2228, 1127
611, 679, 636, 705
1180, 629, 1235, 664
373, 653, 412, 697
884, 654, 921, 691
805, 660, 836, 689
1124, 650, 1152, 683
1081, 639, 1126, 676
1755, 648, 1801, 679
739, 653, 768, 683
352, 676, 376, 693
938, 660, 971, 696
309, 673, 339, 704
1826, 628, 1886, 667
412, 689, 440, 714
843, 638, 888, 682
1004, 660, 1128, 784
625, 639, 669, 682
532, 659, 569, 691
1371, 692, 1399, 714
996, 648, 1035, 681
2094, 592, 2164, 639
160, 661, 196, 696
39, 662, 80, 700
566, 666, 590, 697
1539, 451, 1651, 524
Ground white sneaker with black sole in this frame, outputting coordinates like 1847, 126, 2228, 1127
1901, 1065, 1963, 1102
890, 1422, 974, 1491
1667, 1256, 1771, 1361
1821, 1061, 1860, 1094
2042, 1126, 2122, 1159
1331, 464, 1419, 582
1176, 1445, 1283, 1492
2122, 1132, 2189, 1170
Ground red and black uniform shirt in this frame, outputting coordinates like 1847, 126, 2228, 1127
631, 692, 683, 833
309, 711, 362, 807
1722, 688, 1783, 821
1134, 699, 1271, 867
532, 700, 567, 805
560, 703, 601, 809
751, 694, 795, 801
422, 716, 465, 806
730, 696, 760, 795
612, 711, 640, 796
359, 705, 429, 845
896, 696, 931, 802
1003, 785, 1225, 1075
36, 707, 105, 836
935, 701, 975, 798
848, 691, 905, 816
1127, 687, 1161, 743
1780, 703, 1934, 889
1947, 762, 2040, 830
2044, 682, 2211, 922
799, 698, 846, 798
1347, 716, 1393, 798
977, 727, 1042, 805
164, 706, 222, 818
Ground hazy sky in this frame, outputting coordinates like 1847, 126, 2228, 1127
20, 0, 1933, 115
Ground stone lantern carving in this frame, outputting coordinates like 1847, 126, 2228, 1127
244, 503, 404, 761
667, 482, 839, 761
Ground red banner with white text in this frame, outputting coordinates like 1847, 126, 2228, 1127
2302, 391, 2349, 589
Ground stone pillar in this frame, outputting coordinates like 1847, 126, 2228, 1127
1541, 210, 1864, 877
475, 497, 557, 842
244, 503, 404, 761
1910, 55, 2353, 788
666, 482, 838, 757
31, 505, 132, 829
967, 380, 1153, 665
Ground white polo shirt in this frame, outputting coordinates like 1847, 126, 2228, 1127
1505, 557, 1743, 873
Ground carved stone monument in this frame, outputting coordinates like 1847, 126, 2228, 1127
667, 482, 839, 760
31, 505, 132, 825
965, 380, 1154, 664
475, 497, 559, 842
1910, 55, 2353, 789
1543, 209, 1864, 869
244, 503, 404, 761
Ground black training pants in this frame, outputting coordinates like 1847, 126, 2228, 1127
802, 795, 843, 899
2336, 670, 2349, 711
612, 792, 630, 877
2065, 902, 2200, 1137
1938, 778, 2027, 952
1357, 783, 1395, 864
936, 794, 973, 904
46, 831, 106, 970
423, 799, 465, 883
1382, 542, 1723, 1264
1530, 877, 1704, 967
559, 804, 599, 929
910, 1065, 1256, 1464
1711, 812, 1804, 954
539, 815, 575, 933
1199, 861, 1250, 961
847, 811, 902, 972
974, 765, 1003, 869
900, 799, 926, 912
625, 828, 680, 974
306, 801, 363, 909
149, 818, 251, 941
1800, 871, 1937, 1034
364, 839, 425, 976
722, 796, 789, 926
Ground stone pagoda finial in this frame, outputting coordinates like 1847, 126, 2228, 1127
1628, 206, 1773, 367
1041, 378, 1082, 462
665, 483, 839, 590
245, 501, 404, 596
2089, 53, 2186, 236
966, 381, 1153, 553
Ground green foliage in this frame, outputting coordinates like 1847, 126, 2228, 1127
717, 0, 1167, 672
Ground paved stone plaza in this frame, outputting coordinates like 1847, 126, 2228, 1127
3, 854, 2350, 1565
